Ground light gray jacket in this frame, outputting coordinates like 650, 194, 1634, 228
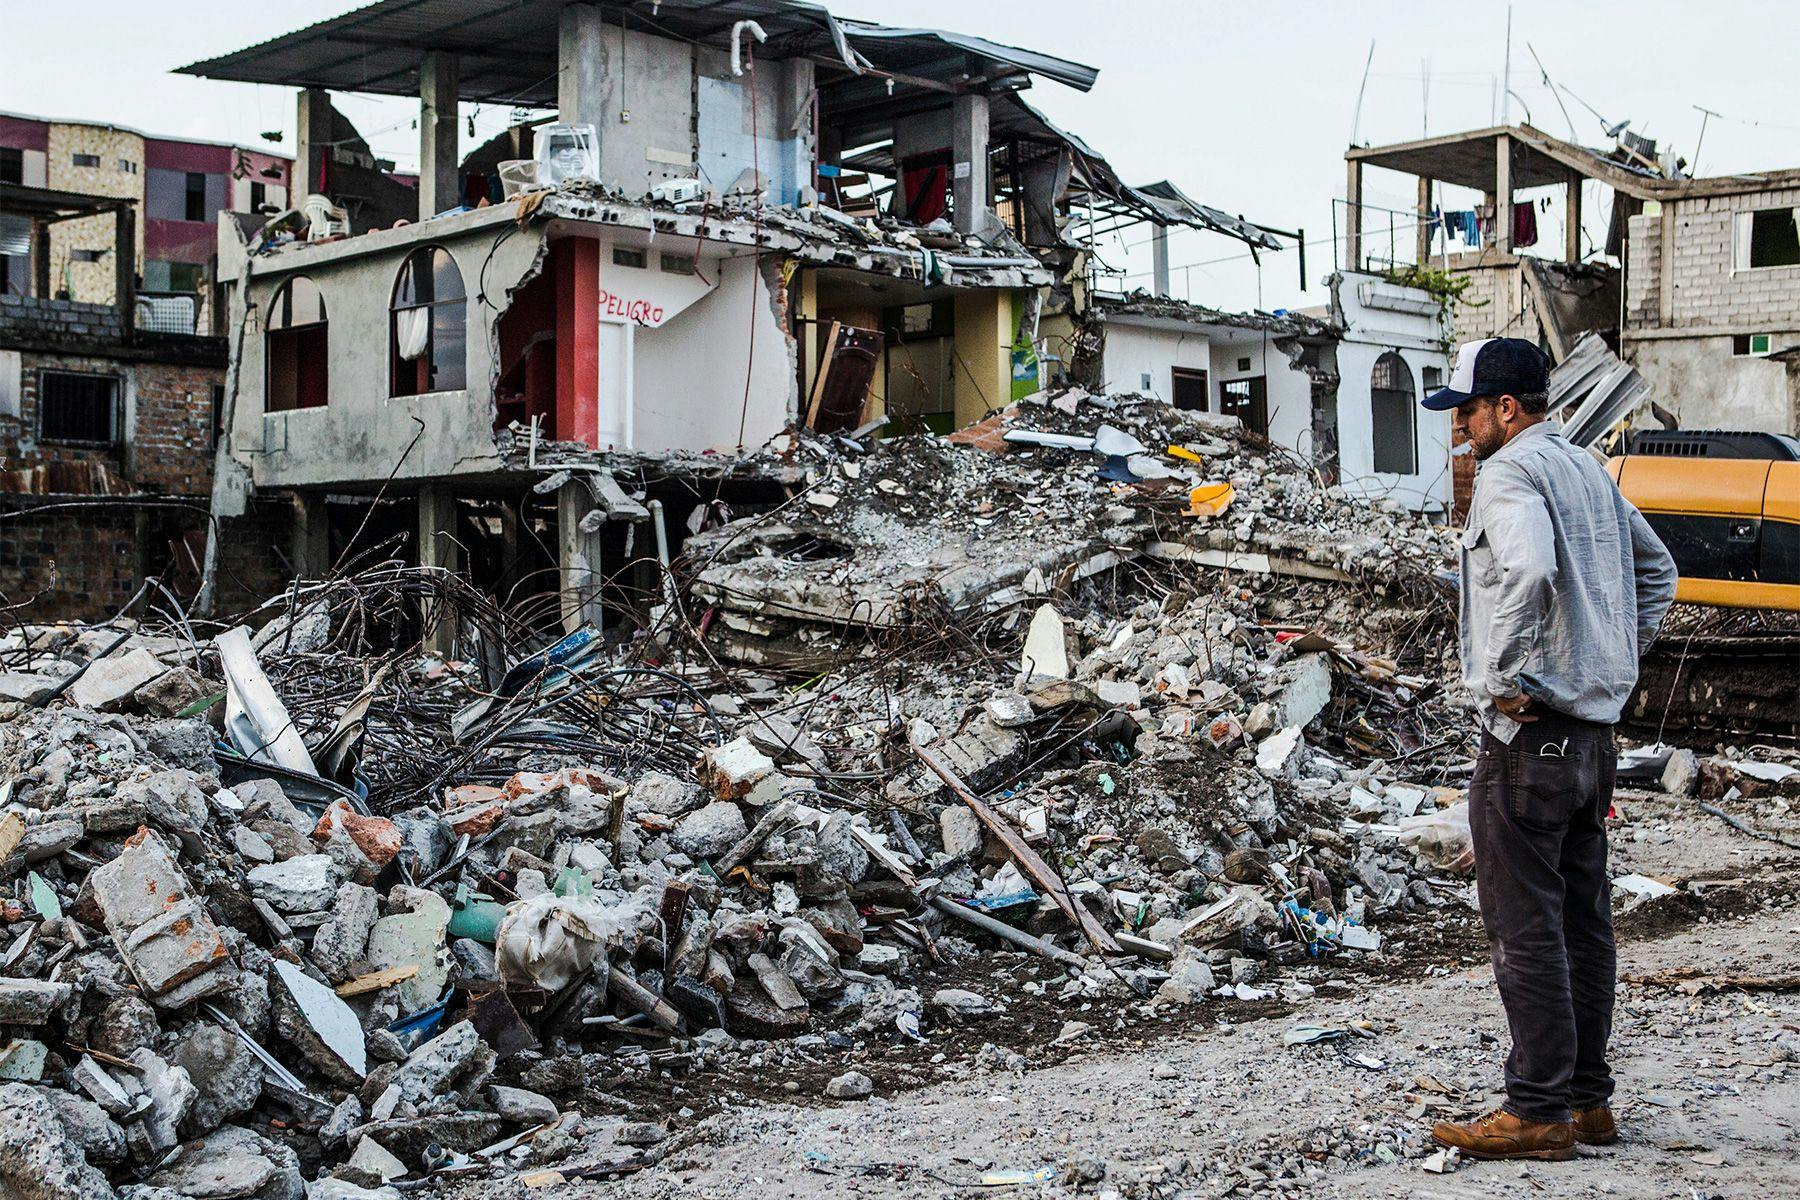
1459, 421, 1678, 743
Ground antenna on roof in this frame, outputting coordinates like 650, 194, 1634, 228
1501, 5, 1513, 124
1349, 40, 1376, 146
1526, 43, 1577, 140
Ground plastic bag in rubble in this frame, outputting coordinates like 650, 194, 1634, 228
495, 893, 632, 992
1396, 802, 1474, 874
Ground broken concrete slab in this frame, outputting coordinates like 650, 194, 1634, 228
312, 882, 379, 983
696, 737, 776, 802
271, 962, 368, 1085
167, 1024, 262, 1138
88, 829, 236, 1008
671, 801, 749, 860
1, 819, 82, 877
0, 979, 72, 1025
145, 1124, 303, 1200
68, 648, 167, 711
824, 1070, 873, 1100
1255, 725, 1307, 779
1271, 653, 1333, 729
248, 854, 339, 913
1661, 747, 1700, 796
391, 1020, 490, 1107
38, 1087, 126, 1164
1020, 603, 1070, 681
485, 1084, 558, 1125
0, 1083, 118, 1200
364, 889, 451, 1016
939, 806, 984, 859
0, 672, 62, 705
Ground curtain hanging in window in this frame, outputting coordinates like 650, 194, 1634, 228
395, 307, 429, 361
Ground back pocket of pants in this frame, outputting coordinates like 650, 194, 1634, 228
1508, 744, 1581, 828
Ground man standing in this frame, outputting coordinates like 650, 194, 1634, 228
1423, 338, 1678, 1161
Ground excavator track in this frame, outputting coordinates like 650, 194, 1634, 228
1623, 608, 1800, 745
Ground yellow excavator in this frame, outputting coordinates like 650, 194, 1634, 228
1607, 429, 1800, 611
1605, 429, 1800, 739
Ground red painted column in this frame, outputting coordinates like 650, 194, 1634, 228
554, 237, 600, 447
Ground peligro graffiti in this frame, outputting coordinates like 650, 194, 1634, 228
599, 288, 666, 326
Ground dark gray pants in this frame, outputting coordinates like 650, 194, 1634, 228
1469, 710, 1618, 1124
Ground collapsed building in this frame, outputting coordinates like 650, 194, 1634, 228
172, 0, 1488, 640
1349, 121, 1800, 444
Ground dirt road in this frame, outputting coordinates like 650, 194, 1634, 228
473, 788, 1800, 1199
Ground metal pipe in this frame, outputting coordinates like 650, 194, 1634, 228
930, 896, 1087, 970
648, 498, 675, 609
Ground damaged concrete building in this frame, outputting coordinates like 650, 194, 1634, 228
1081, 272, 1453, 515
181, 0, 1316, 627
1349, 121, 1800, 438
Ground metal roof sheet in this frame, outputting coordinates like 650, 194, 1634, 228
178, 0, 1098, 105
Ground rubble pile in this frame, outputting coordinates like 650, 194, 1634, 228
0, 395, 1501, 1196
688, 391, 1451, 667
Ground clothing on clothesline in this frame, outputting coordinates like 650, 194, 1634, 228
1441, 209, 1481, 246
1512, 202, 1538, 249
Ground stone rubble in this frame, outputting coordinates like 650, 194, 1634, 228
0, 390, 1792, 1198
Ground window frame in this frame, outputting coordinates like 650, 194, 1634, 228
37, 368, 121, 446
183, 172, 209, 223
1732, 206, 1800, 272
1369, 350, 1419, 476
265, 275, 330, 414
388, 245, 468, 398
70, 153, 100, 169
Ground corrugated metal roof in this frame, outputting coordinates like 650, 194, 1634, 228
178, 0, 1098, 105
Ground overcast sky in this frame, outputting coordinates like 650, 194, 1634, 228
7, 1, 1798, 310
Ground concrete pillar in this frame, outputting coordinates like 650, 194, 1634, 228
557, 3, 609, 148
1344, 159, 1364, 270
553, 237, 600, 446
1565, 170, 1583, 262
557, 479, 604, 634
417, 486, 462, 654
113, 205, 134, 330
951, 92, 991, 235
1415, 175, 1433, 265
295, 87, 333, 199
291, 494, 331, 579
1495, 134, 1513, 256
1151, 226, 1171, 298
419, 51, 460, 218
30, 219, 49, 298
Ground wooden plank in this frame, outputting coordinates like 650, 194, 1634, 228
913, 741, 1120, 954
802, 320, 842, 431
335, 964, 418, 997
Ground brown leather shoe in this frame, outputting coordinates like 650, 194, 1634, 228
1572, 1106, 1617, 1145
1431, 1108, 1576, 1161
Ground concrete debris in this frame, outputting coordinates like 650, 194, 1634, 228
824, 1070, 874, 1100
2, 385, 1765, 1196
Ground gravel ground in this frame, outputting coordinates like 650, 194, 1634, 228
446, 788, 1800, 1200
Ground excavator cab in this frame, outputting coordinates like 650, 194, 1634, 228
1608, 430, 1800, 611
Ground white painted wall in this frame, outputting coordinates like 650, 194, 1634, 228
1331, 271, 1453, 514
1099, 322, 1210, 400
631, 253, 791, 453
1210, 335, 1313, 455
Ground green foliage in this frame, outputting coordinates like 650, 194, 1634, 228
1382, 264, 1485, 308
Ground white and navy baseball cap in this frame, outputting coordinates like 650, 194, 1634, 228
1424, 337, 1552, 410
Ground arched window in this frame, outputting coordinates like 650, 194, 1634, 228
390, 246, 466, 396
1370, 351, 1417, 475
266, 276, 328, 412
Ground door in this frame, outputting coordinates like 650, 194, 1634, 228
1219, 376, 1268, 437
1171, 367, 1209, 411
